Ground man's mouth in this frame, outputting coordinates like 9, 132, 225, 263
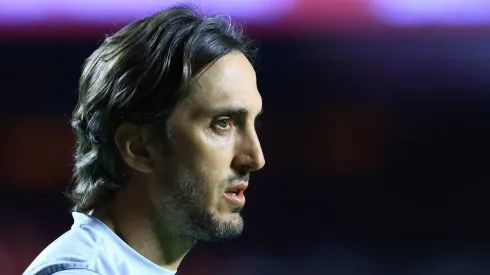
225, 183, 248, 194
223, 183, 248, 206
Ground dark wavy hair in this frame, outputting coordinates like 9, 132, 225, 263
69, 5, 256, 212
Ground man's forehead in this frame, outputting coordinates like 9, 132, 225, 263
183, 52, 262, 116
190, 55, 256, 96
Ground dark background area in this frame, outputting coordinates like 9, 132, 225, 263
1, 4, 490, 274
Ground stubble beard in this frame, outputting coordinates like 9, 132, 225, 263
157, 169, 244, 242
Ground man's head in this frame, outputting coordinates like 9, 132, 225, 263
70, 5, 265, 241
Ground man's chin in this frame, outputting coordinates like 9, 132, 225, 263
231, 206, 243, 214
198, 213, 244, 242
202, 228, 243, 242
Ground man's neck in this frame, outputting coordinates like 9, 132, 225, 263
90, 182, 195, 271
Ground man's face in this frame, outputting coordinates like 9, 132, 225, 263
151, 52, 265, 241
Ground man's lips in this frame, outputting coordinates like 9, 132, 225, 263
223, 183, 248, 206
225, 182, 248, 194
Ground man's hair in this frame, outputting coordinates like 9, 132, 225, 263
69, 5, 256, 212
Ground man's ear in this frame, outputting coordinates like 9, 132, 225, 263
114, 123, 155, 173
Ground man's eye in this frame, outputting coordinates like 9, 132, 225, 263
214, 118, 233, 131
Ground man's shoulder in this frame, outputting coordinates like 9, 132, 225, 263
52, 270, 100, 275
24, 224, 103, 275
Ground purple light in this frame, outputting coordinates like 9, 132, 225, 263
0, 0, 295, 25
369, 0, 490, 26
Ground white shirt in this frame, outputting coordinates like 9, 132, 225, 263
24, 212, 177, 275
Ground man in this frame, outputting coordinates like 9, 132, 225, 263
24, 5, 265, 275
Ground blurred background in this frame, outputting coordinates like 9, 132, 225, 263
1, 0, 490, 274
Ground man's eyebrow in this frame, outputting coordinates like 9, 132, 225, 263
199, 106, 263, 118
